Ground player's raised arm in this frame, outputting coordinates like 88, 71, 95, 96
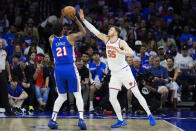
79, 9, 108, 43
67, 15, 86, 45
59, 9, 64, 24
116, 40, 134, 56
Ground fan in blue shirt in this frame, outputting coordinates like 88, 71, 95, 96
88, 52, 107, 85
148, 56, 169, 109
22, 27, 36, 47
1, 25, 16, 45
8, 76, 28, 109
131, 57, 147, 78
88, 52, 107, 112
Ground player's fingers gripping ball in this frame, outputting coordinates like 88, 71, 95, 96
62, 6, 76, 19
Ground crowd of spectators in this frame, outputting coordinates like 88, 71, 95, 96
0, 0, 196, 115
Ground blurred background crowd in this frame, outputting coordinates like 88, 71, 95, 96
0, 0, 196, 115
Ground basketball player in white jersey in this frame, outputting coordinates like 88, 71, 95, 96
79, 10, 156, 128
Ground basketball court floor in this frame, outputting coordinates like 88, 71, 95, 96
0, 110, 195, 131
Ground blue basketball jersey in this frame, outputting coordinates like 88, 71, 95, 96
51, 36, 75, 65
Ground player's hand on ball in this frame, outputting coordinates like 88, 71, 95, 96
61, 9, 64, 17
79, 9, 84, 21
69, 15, 77, 21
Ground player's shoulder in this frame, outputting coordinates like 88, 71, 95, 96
49, 35, 55, 40
119, 39, 128, 48
49, 35, 55, 45
119, 39, 126, 44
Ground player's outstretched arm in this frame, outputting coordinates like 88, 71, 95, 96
68, 16, 86, 45
79, 9, 108, 43
116, 40, 134, 56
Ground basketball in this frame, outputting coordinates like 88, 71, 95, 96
62, 6, 76, 19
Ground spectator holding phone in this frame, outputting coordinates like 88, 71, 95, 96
33, 55, 50, 111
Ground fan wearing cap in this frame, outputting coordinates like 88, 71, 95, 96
175, 45, 196, 110
174, 45, 195, 92
157, 46, 165, 63
33, 55, 50, 111
163, 6, 174, 25
13, 56, 35, 115
134, 40, 142, 57
175, 45, 194, 72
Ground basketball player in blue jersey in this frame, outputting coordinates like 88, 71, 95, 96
48, 14, 87, 130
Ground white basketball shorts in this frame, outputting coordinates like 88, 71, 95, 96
109, 65, 137, 90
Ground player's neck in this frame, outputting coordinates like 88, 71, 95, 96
55, 34, 64, 38
109, 36, 118, 43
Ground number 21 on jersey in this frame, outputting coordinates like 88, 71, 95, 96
56, 46, 67, 57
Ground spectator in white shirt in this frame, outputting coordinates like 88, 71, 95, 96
24, 38, 44, 56
175, 45, 194, 72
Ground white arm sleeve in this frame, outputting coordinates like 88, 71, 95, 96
83, 19, 100, 36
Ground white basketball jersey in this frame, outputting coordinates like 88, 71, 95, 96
106, 38, 128, 72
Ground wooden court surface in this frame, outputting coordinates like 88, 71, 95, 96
0, 118, 183, 131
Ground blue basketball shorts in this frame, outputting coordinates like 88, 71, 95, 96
54, 63, 81, 94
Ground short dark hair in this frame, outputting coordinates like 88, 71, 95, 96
37, 53, 44, 58
82, 52, 89, 56
166, 57, 174, 62
113, 26, 121, 36
92, 51, 100, 56
109, 25, 121, 36
52, 22, 63, 36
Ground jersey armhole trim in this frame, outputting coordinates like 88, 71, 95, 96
118, 39, 121, 48
105, 39, 109, 45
